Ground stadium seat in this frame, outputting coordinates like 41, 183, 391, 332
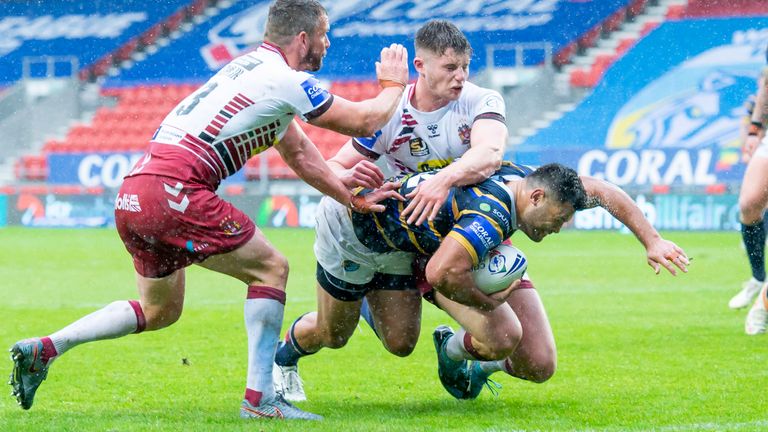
665, 5, 687, 20
554, 42, 577, 67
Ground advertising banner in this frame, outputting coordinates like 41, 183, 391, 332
515, 18, 768, 187
47, 152, 245, 186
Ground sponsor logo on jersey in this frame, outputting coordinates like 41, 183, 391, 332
485, 95, 502, 109
115, 193, 141, 212
301, 77, 330, 108
409, 138, 430, 157
458, 123, 471, 145
491, 208, 510, 230
468, 220, 494, 248
426, 123, 440, 137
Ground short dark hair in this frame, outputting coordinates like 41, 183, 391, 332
527, 163, 588, 211
415, 20, 472, 57
265, 0, 326, 45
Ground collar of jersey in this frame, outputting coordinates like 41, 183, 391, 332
259, 41, 289, 65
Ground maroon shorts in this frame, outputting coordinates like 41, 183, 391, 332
115, 174, 255, 278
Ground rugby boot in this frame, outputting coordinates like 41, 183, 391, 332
240, 394, 322, 420
729, 278, 763, 309
272, 363, 306, 402
433, 325, 472, 399
746, 284, 768, 335
465, 361, 502, 399
9, 338, 52, 410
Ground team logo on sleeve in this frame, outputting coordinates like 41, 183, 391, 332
300, 77, 330, 108
458, 123, 471, 145
409, 138, 430, 156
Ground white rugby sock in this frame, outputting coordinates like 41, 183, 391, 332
445, 328, 472, 361
243, 286, 285, 406
48, 300, 146, 356
479, 360, 507, 375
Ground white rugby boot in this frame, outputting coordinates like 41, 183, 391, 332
272, 363, 307, 402
729, 278, 763, 309
745, 284, 768, 335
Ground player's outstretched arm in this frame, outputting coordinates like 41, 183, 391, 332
327, 140, 385, 190
580, 176, 689, 275
426, 237, 516, 311
308, 44, 408, 137
402, 119, 506, 225
276, 121, 400, 213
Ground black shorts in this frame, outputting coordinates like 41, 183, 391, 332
316, 262, 418, 302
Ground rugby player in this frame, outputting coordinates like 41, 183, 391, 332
273, 163, 690, 400
8, 0, 408, 420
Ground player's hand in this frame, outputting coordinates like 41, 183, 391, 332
350, 181, 404, 214
742, 135, 761, 163
340, 160, 385, 190
401, 175, 452, 225
646, 238, 689, 276
375, 43, 408, 89
487, 279, 521, 307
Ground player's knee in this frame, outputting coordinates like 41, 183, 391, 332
522, 347, 557, 383
527, 359, 557, 383
143, 302, 183, 330
382, 337, 417, 357
322, 334, 349, 349
259, 249, 290, 287
319, 330, 351, 349
739, 195, 765, 224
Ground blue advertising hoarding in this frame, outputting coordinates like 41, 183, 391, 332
47, 152, 245, 187
514, 17, 768, 187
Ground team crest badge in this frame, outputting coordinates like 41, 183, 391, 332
458, 124, 471, 145
409, 138, 430, 156
220, 216, 243, 235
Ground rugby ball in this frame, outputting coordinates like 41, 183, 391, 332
472, 244, 528, 294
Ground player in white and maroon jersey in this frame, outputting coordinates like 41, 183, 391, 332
351, 79, 505, 177
8, 0, 408, 420
273, 19, 528, 401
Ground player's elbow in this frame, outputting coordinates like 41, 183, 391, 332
426, 263, 465, 293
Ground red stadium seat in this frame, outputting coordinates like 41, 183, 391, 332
577, 26, 602, 51
114, 38, 139, 63
616, 38, 637, 56
139, 23, 165, 47
164, 9, 187, 34
666, 4, 687, 20
554, 42, 577, 67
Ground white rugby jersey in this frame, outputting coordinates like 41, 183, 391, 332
132, 42, 333, 188
352, 81, 505, 174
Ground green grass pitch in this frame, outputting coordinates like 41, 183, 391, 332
1, 227, 767, 431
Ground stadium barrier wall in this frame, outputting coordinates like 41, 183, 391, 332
0, 190, 741, 231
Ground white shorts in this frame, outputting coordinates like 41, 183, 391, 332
314, 197, 415, 285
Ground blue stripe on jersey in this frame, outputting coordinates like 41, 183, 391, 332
300, 77, 331, 108
453, 214, 504, 261
353, 130, 382, 150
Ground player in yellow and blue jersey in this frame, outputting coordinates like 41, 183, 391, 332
273, 163, 690, 402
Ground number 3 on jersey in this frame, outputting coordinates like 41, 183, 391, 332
176, 82, 219, 116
